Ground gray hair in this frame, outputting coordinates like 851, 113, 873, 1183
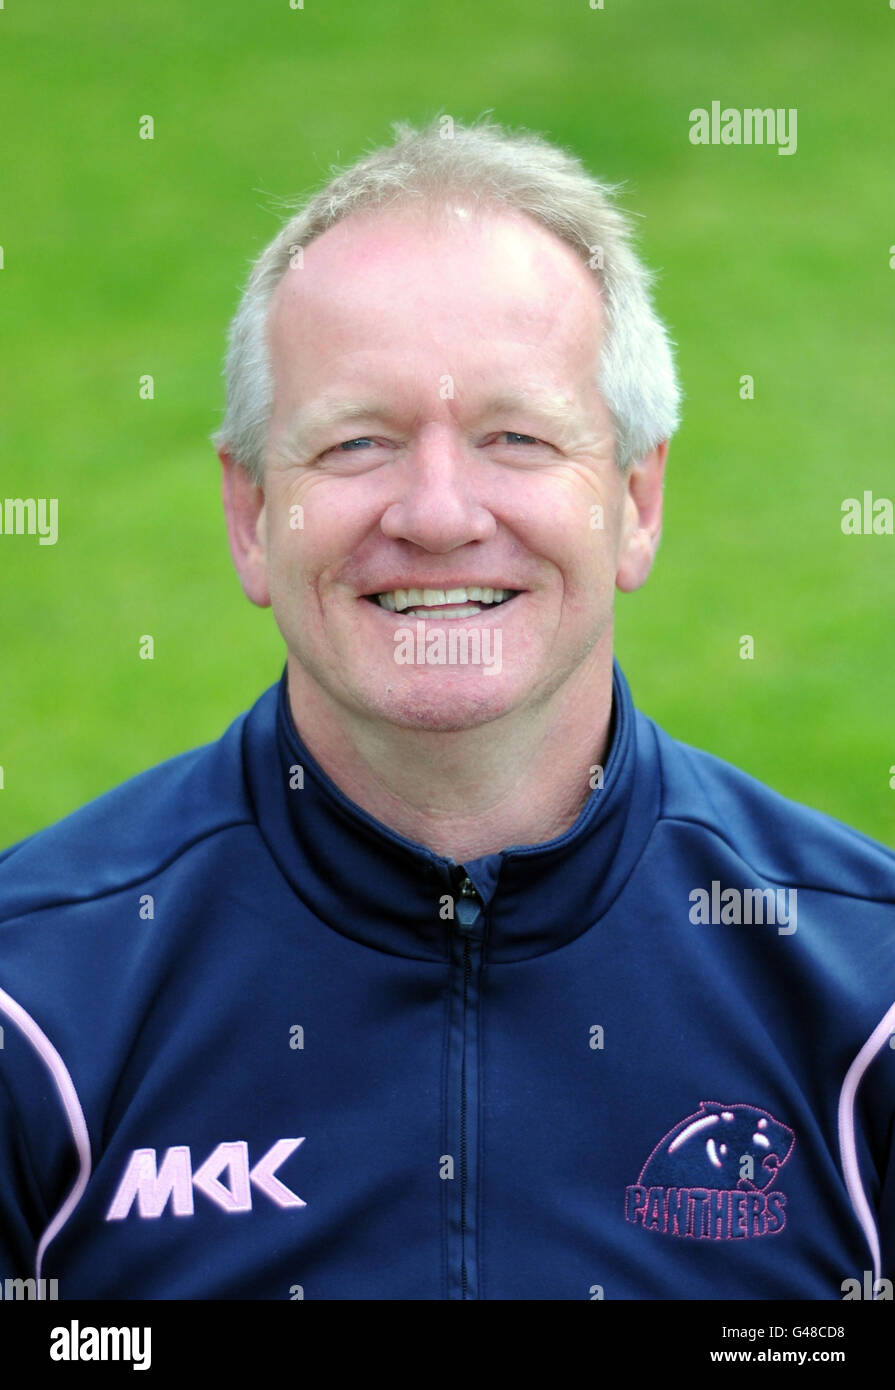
212, 114, 681, 481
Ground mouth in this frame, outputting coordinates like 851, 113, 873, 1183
363, 585, 522, 620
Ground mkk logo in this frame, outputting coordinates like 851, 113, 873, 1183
625, 1102, 795, 1240
106, 1139, 306, 1220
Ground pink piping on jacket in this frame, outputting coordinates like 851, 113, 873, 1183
0, 985, 92, 1293
838, 999, 895, 1287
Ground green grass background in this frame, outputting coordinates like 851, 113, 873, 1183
1, 0, 893, 846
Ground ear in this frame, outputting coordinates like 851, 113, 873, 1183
615, 440, 668, 594
219, 451, 272, 608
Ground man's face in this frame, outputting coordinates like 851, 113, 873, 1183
225, 203, 664, 733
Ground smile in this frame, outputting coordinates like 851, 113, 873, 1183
366, 586, 520, 619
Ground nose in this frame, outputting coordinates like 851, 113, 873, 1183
379, 424, 497, 553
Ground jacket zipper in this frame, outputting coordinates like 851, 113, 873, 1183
451, 872, 484, 1300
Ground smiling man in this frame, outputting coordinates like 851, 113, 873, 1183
222, 192, 664, 857
0, 116, 893, 1302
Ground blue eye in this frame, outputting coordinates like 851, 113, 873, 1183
324, 432, 543, 457
335, 437, 376, 451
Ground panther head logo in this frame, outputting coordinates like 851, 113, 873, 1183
637, 1101, 795, 1192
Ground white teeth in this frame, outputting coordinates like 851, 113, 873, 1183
375, 585, 514, 612
409, 604, 482, 619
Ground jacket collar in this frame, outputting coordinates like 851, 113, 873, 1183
242, 659, 661, 962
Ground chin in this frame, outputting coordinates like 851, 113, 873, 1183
369, 675, 520, 732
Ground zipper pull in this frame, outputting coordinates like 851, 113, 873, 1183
455, 874, 483, 935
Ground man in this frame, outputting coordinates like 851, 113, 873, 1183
0, 116, 893, 1301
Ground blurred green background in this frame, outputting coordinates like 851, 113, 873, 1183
1, 0, 893, 846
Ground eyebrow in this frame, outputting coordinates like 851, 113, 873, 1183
277, 401, 390, 459
275, 388, 582, 460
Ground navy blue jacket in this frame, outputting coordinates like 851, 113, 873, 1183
1, 662, 893, 1299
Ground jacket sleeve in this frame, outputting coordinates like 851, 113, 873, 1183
0, 1066, 45, 1281
874, 1054, 895, 1287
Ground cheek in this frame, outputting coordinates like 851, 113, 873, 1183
264, 480, 350, 591
528, 508, 622, 601
267, 519, 310, 588
261, 521, 329, 630
508, 470, 623, 568
299, 477, 382, 564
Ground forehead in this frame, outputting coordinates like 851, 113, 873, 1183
266, 202, 606, 386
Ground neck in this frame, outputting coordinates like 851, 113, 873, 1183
284, 650, 615, 861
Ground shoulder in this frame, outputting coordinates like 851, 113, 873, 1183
0, 700, 262, 925
638, 709, 895, 901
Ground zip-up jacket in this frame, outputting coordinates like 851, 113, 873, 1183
0, 661, 893, 1300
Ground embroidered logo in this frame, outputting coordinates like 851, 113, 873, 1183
106, 1139, 306, 1220
625, 1101, 794, 1240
